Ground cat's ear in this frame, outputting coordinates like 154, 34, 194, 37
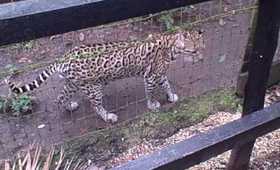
175, 26, 183, 33
198, 29, 204, 35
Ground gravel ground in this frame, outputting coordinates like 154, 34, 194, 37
107, 86, 280, 170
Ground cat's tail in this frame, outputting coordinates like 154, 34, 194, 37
5, 63, 66, 94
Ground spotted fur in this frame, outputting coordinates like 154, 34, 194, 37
6, 30, 204, 122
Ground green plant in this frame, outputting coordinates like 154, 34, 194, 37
0, 96, 11, 113
0, 97, 5, 111
0, 93, 34, 116
22, 40, 34, 50
4, 64, 18, 75
11, 95, 32, 114
158, 13, 175, 31
7, 40, 35, 51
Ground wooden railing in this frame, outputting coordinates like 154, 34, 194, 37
0, 0, 280, 169
111, 103, 280, 170
0, 0, 211, 46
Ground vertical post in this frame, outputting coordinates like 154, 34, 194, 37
235, 8, 258, 97
239, 8, 258, 74
227, 0, 280, 170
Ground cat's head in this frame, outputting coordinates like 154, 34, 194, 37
172, 29, 205, 63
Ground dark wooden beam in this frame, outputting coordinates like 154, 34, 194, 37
110, 103, 280, 170
228, 0, 280, 169
0, 0, 211, 46
239, 8, 258, 74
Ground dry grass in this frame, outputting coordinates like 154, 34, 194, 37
1, 145, 85, 170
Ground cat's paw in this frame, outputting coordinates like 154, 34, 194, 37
96, 107, 118, 123
62, 101, 79, 112
69, 101, 79, 111
147, 100, 161, 111
167, 93, 179, 103
105, 113, 118, 123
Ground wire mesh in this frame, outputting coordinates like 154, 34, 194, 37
0, 0, 268, 163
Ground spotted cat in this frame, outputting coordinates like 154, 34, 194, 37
6, 29, 204, 122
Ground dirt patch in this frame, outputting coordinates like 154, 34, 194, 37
61, 88, 241, 167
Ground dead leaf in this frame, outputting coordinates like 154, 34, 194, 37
219, 18, 226, 26
50, 35, 60, 40
37, 124, 46, 129
79, 32, 85, 42
65, 40, 73, 47
18, 57, 32, 63
218, 54, 227, 63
